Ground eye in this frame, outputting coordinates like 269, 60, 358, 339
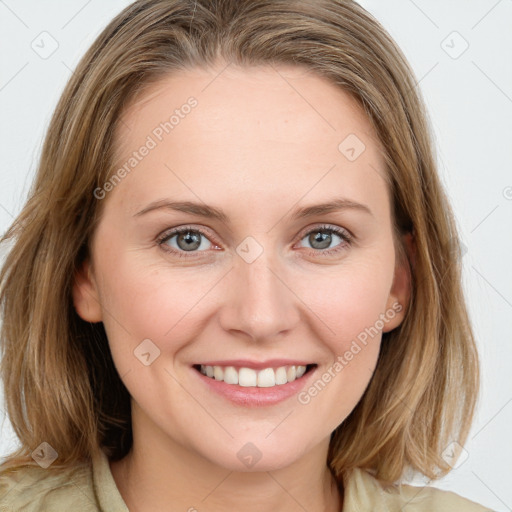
156, 223, 353, 259
296, 224, 353, 256
157, 226, 218, 258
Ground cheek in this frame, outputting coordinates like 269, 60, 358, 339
294, 263, 388, 423
95, 251, 222, 369
291, 256, 393, 413
297, 257, 394, 348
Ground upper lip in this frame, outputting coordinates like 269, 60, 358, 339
194, 359, 315, 370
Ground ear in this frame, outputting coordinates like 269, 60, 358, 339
72, 258, 103, 323
383, 231, 415, 333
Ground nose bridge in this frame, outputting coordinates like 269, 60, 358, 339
220, 241, 300, 340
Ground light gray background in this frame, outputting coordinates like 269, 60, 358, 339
0, 1, 511, 510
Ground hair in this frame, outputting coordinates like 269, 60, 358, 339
0, 0, 479, 486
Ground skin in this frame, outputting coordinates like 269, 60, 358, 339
73, 62, 412, 512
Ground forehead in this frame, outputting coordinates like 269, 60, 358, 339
118, 63, 379, 149
109, 64, 388, 217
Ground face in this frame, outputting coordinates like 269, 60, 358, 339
73, 63, 411, 472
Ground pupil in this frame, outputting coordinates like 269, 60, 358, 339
178, 231, 201, 251
311, 231, 331, 249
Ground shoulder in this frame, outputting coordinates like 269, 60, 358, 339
344, 468, 494, 511
0, 460, 98, 512
387, 481, 493, 511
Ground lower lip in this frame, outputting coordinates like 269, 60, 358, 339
193, 366, 317, 407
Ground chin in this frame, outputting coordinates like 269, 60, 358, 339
197, 436, 314, 473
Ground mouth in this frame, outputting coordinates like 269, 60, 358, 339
192, 363, 317, 388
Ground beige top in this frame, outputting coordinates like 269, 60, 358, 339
0, 450, 492, 511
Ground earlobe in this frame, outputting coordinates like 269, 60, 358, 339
72, 258, 103, 323
383, 231, 415, 333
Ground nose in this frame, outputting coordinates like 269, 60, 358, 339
218, 248, 301, 342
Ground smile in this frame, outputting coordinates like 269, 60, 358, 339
193, 364, 316, 388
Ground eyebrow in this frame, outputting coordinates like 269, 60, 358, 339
133, 197, 374, 222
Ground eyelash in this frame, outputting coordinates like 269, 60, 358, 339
156, 224, 353, 259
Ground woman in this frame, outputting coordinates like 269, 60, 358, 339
0, 0, 491, 510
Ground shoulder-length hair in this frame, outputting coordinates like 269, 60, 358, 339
0, 0, 479, 484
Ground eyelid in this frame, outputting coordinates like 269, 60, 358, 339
156, 225, 221, 252
295, 223, 353, 242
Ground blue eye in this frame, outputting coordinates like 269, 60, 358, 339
156, 224, 353, 259
157, 227, 214, 257
297, 224, 353, 256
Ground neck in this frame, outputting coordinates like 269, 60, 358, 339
110, 411, 343, 512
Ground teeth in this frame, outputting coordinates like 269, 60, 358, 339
198, 364, 309, 387
275, 366, 288, 385
257, 368, 275, 387
223, 366, 238, 385
239, 367, 257, 387
296, 365, 306, 378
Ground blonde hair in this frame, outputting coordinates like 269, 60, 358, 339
0, 0, 479, 485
